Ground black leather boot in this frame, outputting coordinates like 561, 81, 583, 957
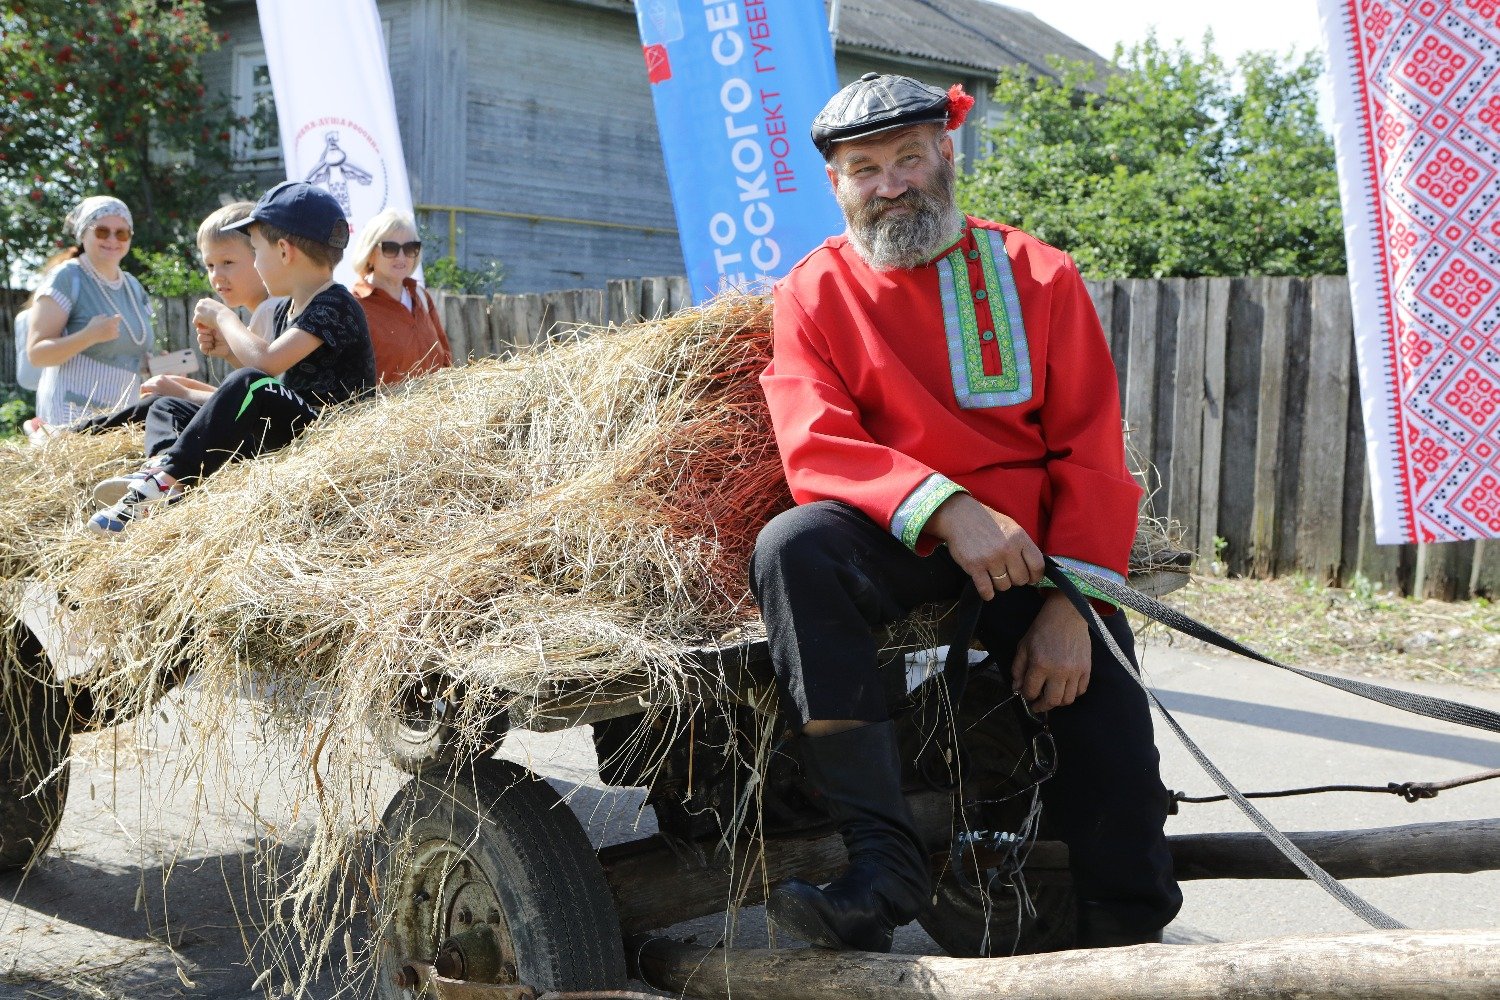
766, 721, 930, 952
1075, 900, 1166, 948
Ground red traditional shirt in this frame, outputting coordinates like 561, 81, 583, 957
762, 215, 1140, 595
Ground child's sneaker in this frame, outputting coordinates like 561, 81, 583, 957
92, 470, 154, 507
87, 473, 182, 536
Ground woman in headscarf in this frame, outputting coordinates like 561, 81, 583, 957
25, 196, 155, 428
349, 209, 452, 384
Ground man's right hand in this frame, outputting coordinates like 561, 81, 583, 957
926, 492, 1045, 600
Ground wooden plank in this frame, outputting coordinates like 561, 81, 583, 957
1415, 541, 1474, 601
441, 293, 469, 365
1168, 278, 1206, 552
634, 931, 1500, 1000
641, 277, 671, 321
1249, 277, 1292, 577
1217, 277, 1263, 575
487, 293, 519, 357
1084, 279, 1120, 401
1471, 539, 1500, 599
606, 278, 643, 326
461, 295, 489, 360
666, 275, 692, 313
1123, 280, 1160, 508
1356, 475, 1408, 593
1338, 329, 1367, 585
1273, 279, 1313, 575
1149, 278, 1182, 521
1294, 275, 1354, 584
1196, 278, 1230, 569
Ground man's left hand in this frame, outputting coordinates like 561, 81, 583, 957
1012, 591, 1091, 712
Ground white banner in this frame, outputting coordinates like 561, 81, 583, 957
256, 0, 416, 288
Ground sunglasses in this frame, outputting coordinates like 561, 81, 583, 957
378, 240, 422, 259
92, 226, 133, 242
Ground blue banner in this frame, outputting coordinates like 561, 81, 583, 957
635, 0, 846, 304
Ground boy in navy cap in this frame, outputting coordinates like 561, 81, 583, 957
89, 181, 376, 534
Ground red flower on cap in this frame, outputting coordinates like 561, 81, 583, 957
946, 84, 975, 132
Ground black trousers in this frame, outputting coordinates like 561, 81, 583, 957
155, 367, 317, 485
67, 397, 155, 435
750, 500, 1182, 930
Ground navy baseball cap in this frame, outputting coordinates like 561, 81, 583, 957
226, 180, 350, 249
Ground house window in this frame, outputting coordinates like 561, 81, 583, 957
229, 22, 394, 168
232, 45, 280, 165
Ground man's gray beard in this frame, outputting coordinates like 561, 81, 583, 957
839, 160, 963, 271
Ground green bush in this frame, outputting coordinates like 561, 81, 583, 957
132, 248, 212, 298
423, 255, 505, 297
0, 386, 35, 440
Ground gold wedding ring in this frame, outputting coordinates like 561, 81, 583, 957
990, 570, 1009, 581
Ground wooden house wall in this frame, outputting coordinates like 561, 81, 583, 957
458, 0, 685, 291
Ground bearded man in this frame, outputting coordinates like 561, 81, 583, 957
751, 74, 1182, 953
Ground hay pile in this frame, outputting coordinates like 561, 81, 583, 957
28, 295, 787, 730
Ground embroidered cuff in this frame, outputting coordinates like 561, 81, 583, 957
1040, 556, 1128, 610
890, 474, 966, 551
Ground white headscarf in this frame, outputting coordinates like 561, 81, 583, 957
70, 196, 134, 242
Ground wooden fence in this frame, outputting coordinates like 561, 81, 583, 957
4, 274, 1495, 599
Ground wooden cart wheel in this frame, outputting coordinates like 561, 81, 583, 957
0, 621, 72, 873
367, 673, 506, 775
373, 758, 626, 997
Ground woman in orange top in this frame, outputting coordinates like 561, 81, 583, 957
350, 209, 453, 383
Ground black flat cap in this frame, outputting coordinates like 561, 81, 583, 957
811, 73, 950, 157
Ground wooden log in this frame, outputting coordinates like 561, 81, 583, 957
1295, 275, 1355, 584
1250, 277, 1292, 577
1141, 819, 1500, 882
603, 814, 1500, 935
633, 930, 1500, 1000
1196, 278, 1230, 569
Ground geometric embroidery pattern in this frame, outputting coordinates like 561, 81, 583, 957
936, 228, 1033, 409
1324, 0, 1500, 541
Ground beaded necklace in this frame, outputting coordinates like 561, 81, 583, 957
79, 254, 152, 349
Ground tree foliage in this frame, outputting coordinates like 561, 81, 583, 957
957, 37, 1345, 278
0, 0, 238, 276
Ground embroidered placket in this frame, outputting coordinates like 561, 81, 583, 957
937, 228, 1032, 409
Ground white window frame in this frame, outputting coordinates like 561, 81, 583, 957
229, 21, 392, 169
231, 43, 280, 166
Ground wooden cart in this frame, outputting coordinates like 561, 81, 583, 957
4, 568, 1498, 1000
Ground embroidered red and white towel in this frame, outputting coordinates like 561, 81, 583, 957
1322, 0, 1500, 543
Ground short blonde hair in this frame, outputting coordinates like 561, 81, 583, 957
196, 201, 257, 254
350, 209, 419, 276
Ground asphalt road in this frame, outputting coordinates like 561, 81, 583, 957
2, 635, 1498, 999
